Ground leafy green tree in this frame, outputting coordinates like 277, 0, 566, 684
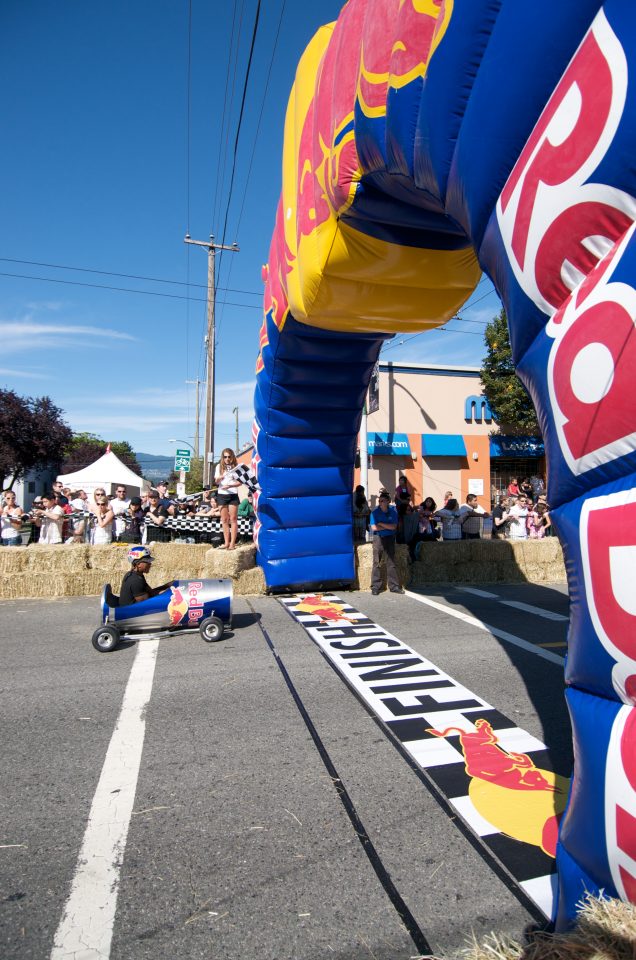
0, 390, 72, 489
481, 308, 540, 434
62, 433, 141, 475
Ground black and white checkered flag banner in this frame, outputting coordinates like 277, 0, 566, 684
230, 464, 259, 493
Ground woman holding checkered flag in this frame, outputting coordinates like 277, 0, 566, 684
214, 448, 241, 550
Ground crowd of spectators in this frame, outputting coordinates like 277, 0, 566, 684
353, 473, 552, 558
0, 469, 255, 548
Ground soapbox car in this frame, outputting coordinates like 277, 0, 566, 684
92, 578, 233, 652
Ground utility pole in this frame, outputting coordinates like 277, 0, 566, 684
185, 377, 203, 459
184, 234, 239, 484
232, 406, 239, 452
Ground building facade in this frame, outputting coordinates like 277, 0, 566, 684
357, 361, 544, 509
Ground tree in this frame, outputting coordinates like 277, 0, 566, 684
0, 390, 73, 489
481, 308, 540, 434
62, 433, 141, 475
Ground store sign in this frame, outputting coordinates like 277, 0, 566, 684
465, 395, 494, 423
489, 436, 544, 458
367, 432, 411, 456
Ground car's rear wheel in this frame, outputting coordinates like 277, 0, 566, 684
199, 616, 224, 643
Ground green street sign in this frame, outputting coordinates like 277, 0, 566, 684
174, 449, 191, 472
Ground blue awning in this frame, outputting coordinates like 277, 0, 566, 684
489, 436, 544, 458
421, 434, 467, 457
367, 432, 411, 456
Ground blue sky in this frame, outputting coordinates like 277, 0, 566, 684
0, 0, 500, 466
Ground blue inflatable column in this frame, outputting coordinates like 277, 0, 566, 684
253, 310, 388, 590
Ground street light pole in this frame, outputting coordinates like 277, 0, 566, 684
232, 406, 239, 452
185, 378, 203, 460
184, 234, 239, 485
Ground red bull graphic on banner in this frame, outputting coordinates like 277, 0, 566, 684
281, 594, 567, 918
253, 0, 636, 926
428, 720, 569, 859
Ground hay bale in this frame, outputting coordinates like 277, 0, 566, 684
0, 543, 92, 575
354, 543, 373, 590
462, 894, 636, 960
409, 538, 566, 586
203, 543, 256, 578
142, 543, 208, 579
354, 542, 408, 591
0, 571, 103, 599
234, 565, 267, 595
0, 544, 30, 575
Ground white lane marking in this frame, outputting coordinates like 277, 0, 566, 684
404, 591, 564, 665
500, 600, 569, 622
458, 587, 569, 621
458, 587, 500, 599
51, 640, 159, 960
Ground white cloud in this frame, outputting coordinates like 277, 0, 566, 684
60, 379, 256, 442
25, 300, 64, 312
0, 367, 49, 379
0, 319, 137, 355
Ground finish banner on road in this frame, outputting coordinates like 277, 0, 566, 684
280, 593, 570, 919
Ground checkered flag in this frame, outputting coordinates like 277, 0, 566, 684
230, 464, 259, 493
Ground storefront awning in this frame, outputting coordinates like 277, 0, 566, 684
367, 432, 411, 456
421, 434, 467, 457
489, 436, 544, 458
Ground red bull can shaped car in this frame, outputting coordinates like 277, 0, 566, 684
92, 547, 233, 652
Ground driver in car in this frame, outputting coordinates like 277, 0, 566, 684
119, 546, 174, 605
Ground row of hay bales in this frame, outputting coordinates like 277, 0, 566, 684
0, 542, 265, 600
409, 536, 566, 586
0, 538, 565, 600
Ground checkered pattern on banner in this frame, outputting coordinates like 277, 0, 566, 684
146, 516, 254, 535
230, 464, 259, 493
280, 593, 564, 919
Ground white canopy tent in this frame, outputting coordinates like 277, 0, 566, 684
56, 451, 146, 497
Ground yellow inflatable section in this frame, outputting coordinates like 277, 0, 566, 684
278, 0, 480, 335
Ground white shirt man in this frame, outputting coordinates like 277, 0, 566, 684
34, 495, 65, 544
458, 494, 489, 539
508, 496, 529, 540
110, 485, 130, 539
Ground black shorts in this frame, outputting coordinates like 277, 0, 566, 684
215, 493, 240, 507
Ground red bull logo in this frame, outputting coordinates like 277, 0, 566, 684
166, 586, 189, 626
581, 489, 636, 704
186, 581, 204, 625
606, 706, 636, 903
497, 12, 636, 476
428, 719, 568, 856
294, 594, 358, 625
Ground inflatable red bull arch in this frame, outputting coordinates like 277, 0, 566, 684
252, 0, 636, 927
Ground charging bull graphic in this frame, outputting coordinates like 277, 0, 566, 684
253, 0, 636, 926
294, 594, 358, 624
429, 720, 569, 858
166, 585, 189, 626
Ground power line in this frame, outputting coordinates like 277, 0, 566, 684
0, 269, 262, 308
214, 0, 245, 234
217, 0, 262, 278
0, 257, 261, 296
216, 0, 286, 342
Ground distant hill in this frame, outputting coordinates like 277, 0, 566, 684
135, 451, 175, 482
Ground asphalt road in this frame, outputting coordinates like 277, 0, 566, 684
1, 582, 571, 960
